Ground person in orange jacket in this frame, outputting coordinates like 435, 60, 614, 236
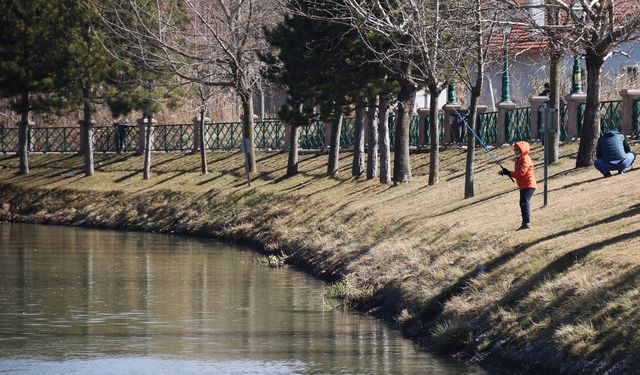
498, 141, 537, 230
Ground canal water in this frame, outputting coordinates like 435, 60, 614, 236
0, 223, 486, 375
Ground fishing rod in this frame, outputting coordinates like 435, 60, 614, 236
446, 103, 514, 183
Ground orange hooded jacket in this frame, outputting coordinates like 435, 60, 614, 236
509, 141, 537, 190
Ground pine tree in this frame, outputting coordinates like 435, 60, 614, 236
0, 0, 77, 174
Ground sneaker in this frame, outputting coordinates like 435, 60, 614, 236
517, 223, 531, 231
604, 171, 612, 178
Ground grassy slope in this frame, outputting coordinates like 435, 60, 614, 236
1, 142, 639, 372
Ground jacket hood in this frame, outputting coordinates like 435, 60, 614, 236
603, 129, 621, 137
514, 141, 530, 157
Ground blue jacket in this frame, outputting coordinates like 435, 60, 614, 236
596, 130, 630, 162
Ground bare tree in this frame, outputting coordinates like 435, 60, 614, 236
445, 0, 505, 198
92, 0, 281, 175
502, 0, 640, 167
306, 0, 455, 184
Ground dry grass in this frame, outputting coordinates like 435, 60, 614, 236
2, 141, 640, 366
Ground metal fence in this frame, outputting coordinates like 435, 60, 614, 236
506, 107, 531, 143
0, 128, 18, 153
599, 100, 623, 132
575, 101, 623, 135
478, 111, 498, 144
388, 114, 422, 147
1, 100, 633, 154
150, 124, 194, 152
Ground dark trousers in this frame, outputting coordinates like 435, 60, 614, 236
519, 188, 535, 225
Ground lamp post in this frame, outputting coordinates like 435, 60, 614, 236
447, 81, 458, 105
500, 24, 513, 103
572, 57, 583, 94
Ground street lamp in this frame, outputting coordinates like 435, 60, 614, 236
500, 24, 513, 103
572, 57, 583, 94
447, 81, 458, 105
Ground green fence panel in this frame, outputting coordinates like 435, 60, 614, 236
255, 119, 285, 149
338, 117, 354, 147
299, 120, 325, 149
151, 124, 194, 151
577, 103, 585, 134
599, 100, 622, 133
576, 101, 622, 136
30, 127, 80, 152
204, 122, 242, 150
123, 125, 139, 152
478, 111, 498, 144
423, 113, 445, 146
388, 114, 427, 147
506, 107, 531, 142
0, 128, 18, 153
409, 115, 419, 146
94, 126, 116, 152
560, 103, 568, 141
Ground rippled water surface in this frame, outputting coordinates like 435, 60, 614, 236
0, 223, 486, 374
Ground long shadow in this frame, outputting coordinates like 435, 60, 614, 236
94, 153, 134, 170
516, 202, 640, 252
142, 170, 192, 190
547, 176, 606, 192
256, 151, 284, 163
417, 204, 640, 323
30, 154, 78, 169
497, 228, 640, 307
147, 153, 193, 172
304, 175, 353, 197
114, 170, 142, 183
423, 188, 516, 219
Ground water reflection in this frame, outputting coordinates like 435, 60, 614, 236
0, 223, 486, 374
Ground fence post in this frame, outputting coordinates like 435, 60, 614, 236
442, 104, 460, 145
565, 92, 587, 140
496, 102, 516, 145
529, 96, 548, 141
620, 89, 640, 136
417, 108, 429, 146
137, 117, 157, 154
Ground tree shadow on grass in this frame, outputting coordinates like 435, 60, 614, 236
114, 170, 142, 183
497, 228, 640, 308
416, 205, 640, 323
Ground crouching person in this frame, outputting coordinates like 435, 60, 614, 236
594, 129, 636, 177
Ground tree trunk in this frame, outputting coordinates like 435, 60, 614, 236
199, 106, 208, 174
327, 114, 343, 175
393, 80, 416, 184
428, 84, 442, 185
18, 91, 29, 174
352, 102, 366, 176
366, 98, 379, 179
465, 5, 484, 199
239, 88, 257, 173
547, 51, 561, 163
287, 125, 300, 176
82, 85, 95, 176
143, 112, 153, 180
576, 52, 604, 168
379, 97, 391, 184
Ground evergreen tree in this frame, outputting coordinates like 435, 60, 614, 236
264, 4, 393, 177
0, 0, 76, 174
